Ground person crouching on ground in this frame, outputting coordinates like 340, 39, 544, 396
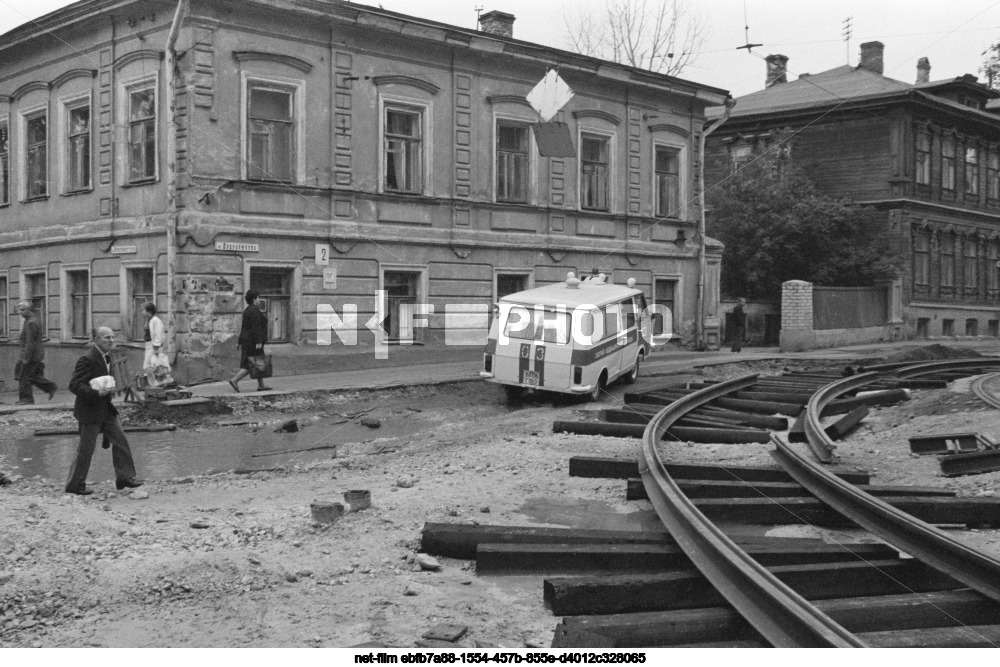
141, 302, 165, 383
16, 300, 57, 404
65, 326, 143, 496
228, 289, 270, 392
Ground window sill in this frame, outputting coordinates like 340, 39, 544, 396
122, 179, 158, 188
61, 188, 93, 197
23, 196, 49, 203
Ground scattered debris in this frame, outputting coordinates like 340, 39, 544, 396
310, 501, 345, 524
344, 490, 371, 511
415, 554, 442, 571
395, 475, 417, 488
360, 417, 381, 429
274, 420, 299, 433
422, 623, 468, 642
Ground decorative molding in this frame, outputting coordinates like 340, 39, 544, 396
112, 49, 164, 71
372, 75, 439, 95
647, 123, 690, 138
624, 253, 640, 266
50, 69, 97, 89
572, 109, 622, 125
487, 94, 532, 108
233, 51, 312, 73
331, 240, 356, 254
546, 249, 566, 263
11, 81, 49, 101
451, 244, 472, 259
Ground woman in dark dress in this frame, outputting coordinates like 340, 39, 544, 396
228, 289, 270, 391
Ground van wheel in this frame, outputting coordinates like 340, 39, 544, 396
589, 373, 607, 402
623, 352, 643, 385
504, 386, 525, 404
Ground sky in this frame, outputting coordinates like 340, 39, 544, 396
0, 0, 998, 97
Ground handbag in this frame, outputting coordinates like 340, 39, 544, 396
248, 354, 273, 380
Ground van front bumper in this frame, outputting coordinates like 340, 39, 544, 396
569, 385, 593, 393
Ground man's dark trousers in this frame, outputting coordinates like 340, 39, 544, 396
65, 417, 137, 492
18, 361, 56, 403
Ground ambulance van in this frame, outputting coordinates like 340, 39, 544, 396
481, 272, 662, 402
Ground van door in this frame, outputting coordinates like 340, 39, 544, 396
601, 304, 624, 379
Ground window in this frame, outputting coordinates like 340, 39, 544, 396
250, 267, 291, 343
247, 85, 294, 182
128, 84, 156, 182
966, 319, 979, 337
384, 107, 422, 193
731, 144, 752, 173
128, 268, 154, 341
941, 138, 955, 191
0, 276, 6, 338
496, 121, 528, 203
988, 151, 999, 201
580, 133, 609, 211
652, 279, 675, 335
655, 146, 681, 218
942, 319, 954, 336
503, 307, 571, 345
913, 231, 930, 286
66, 270, 89, 339
25, 113, 47, 199
496, 274, 528, 301
990, 242, 1000, 292
383, 271, 418, 341
990, 320, 999, 337
0, 121, 8, 205
24, 272, 46, 337
916, 318, 929, 338
915, 132, 931, 185
964, 238, 978, 292
965, 146, 979, 196
940, 234, 955, 288
67, 103, 90, 192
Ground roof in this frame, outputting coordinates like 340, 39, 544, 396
500, 275, 642, 309
707, 64, 999, 122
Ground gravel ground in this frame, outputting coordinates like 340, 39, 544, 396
1, 353, 999, 648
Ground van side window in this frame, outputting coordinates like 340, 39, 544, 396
603, 305, 620, 340
578, 310, 597, 339
624, 298, 637, 329
503, 306, 535, 340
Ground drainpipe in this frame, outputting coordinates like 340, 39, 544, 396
696, 96, 735, 349
165, 0, 189, 359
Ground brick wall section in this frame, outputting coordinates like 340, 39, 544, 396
781, 280, 813, 331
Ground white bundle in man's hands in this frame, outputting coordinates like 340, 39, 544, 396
89, 375, 116, 391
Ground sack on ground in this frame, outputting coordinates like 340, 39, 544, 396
248, 354, 273, 380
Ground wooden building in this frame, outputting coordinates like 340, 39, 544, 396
704, 41, 1000, 340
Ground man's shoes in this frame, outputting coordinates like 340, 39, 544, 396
65, 486, 94, 496
228, 379, 240, 393
116, 478, 144, 490
16, 400, 33, 405
48, 388, 57, 400
257, 386, 273, 391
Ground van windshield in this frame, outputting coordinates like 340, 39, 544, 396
502, 305, 571, 345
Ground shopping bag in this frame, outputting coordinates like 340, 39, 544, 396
248, 354, 272, 380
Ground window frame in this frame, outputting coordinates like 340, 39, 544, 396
987, 149, 999, 201
578, 129, 614, 212
963, 236, 978, 294
915, 130, 931, 185
0, 116, 9, 206
119, 73, 159, 185
494, 116, 535, 204
940, 233, 955, 289
941, 136, 956, 191
965, 145, 979, 196
243, 259, 302, 345
19, 105, 49, 201
0, 275, 7, 339
241, 74, 305, 184
60, 264, 91, 341
653, 142, 684, 219
730, 143, 752, 174
379, 96, 430, 196
20, 268, 48, 340
913, 230, 930, 287
60, 92, 92, 194
120, 263, 156, 342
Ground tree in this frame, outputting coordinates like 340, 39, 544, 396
706, 149, 900, 302
561, 0, 705, 77
981, 42, 1000, 89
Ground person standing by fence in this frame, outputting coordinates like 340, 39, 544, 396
730, 298, 747, 353
16, 300, 57, 404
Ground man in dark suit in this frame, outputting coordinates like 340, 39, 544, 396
65, 327, 143, 496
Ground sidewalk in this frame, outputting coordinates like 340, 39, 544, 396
2, 338, 997, 413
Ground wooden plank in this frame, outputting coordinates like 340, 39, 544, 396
543, 560, 959, 616
625, 478, 955, 501
558, 590, 998, 647
475, 540, 899, 573
860, 624, 1000, 648
694, 496, 1000, 527
567, 456, 870, 484
827, 405, 868, 440
34, 424, 177, 436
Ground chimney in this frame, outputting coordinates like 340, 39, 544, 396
859, 41, 884, 74
916, 57, 931, 84
478, 10, 515, 38
765, 54, 788, 87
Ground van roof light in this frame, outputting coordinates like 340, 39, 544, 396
566, 271, 580, 289
627, 278, 636, 288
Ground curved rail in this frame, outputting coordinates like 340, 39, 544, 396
802, 371, 880, 464
771, 435, 1000, 604
639, 374, 866, 647
892, 358, 1000, 378
971, 372, 1000, 410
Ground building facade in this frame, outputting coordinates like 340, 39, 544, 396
0, 0, 728, 383
705, 42, 1000, 341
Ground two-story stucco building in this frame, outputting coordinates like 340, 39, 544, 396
705, 42, 1000, 342
0, 0, 729, 383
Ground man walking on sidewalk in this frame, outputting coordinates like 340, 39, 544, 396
16, 300, 57, 404
730, 298, 747, 353
65, 327, 142, 496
